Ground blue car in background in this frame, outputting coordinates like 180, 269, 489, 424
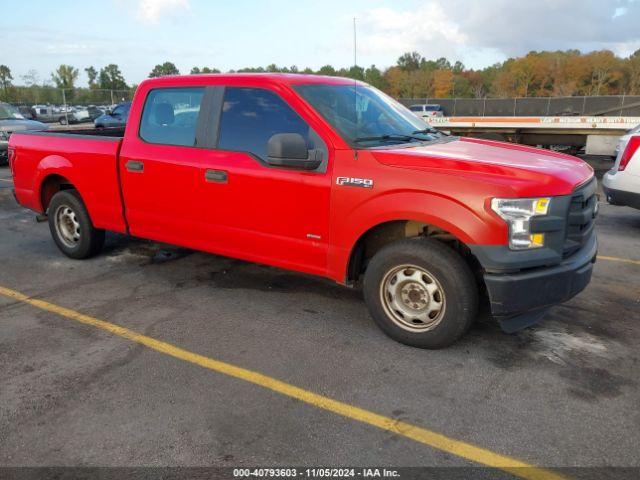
94, 102, 131, 129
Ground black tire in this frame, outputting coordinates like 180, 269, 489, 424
363, 238, 478, 349
59, 117, 67, 125
47, 190, 105, 259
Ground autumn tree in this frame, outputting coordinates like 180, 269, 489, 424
628, 49, 640, 95
433, 69, 454, 97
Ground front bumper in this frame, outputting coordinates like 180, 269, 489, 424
481, 233, 597, 318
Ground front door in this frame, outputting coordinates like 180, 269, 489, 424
195, 86, 333, 276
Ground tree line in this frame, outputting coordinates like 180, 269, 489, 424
1, 48, 639, 105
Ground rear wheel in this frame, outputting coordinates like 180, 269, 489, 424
363, 238, 478, 348
48, 190, 105, 259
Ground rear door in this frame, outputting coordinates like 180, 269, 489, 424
195, 86, 333, 276
118, 86, 208, 247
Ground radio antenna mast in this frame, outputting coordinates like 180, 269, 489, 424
353, 17, 358, 147
353, 17, 357, 67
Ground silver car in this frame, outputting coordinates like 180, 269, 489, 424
0, 103, 48, 165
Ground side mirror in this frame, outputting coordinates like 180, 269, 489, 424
267, 133, 321, 170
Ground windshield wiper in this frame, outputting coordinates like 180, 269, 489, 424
412, 127, 448, 136
354, 133, 429, 144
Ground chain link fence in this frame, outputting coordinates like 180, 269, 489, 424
1, 87, 134, 108
398, 95, 640, 117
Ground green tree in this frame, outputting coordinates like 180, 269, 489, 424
364, 65, 385, 89
0, 65, 14, 92
317, 65, 337, 76
85, 66, 98, 88
99, 64, 128, 91
190, 66, 220, 74
397, 52, 422, 71
51, 64, 79, 89
149, 62, 180, 78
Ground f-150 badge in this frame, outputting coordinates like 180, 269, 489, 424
337, 177, 374, 188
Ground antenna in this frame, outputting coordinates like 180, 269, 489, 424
353, 17, 357, 67
353, 17, 358, 145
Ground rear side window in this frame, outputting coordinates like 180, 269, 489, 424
140, 88, 204, 147
409, 106, 423, 112
217, 87, 316, 160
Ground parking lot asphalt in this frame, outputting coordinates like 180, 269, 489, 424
0, 160, 639, 475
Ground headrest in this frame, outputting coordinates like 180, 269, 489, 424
154, 102, 174, 126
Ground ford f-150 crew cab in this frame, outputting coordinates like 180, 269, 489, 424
9, 74, 598, 348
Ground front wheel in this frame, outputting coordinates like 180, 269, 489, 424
48, 190, 105, 259
363, 238, 478, 349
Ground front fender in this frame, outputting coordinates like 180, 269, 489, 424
327, 190, 503, 283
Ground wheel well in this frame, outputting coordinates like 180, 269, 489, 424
40, 175, 76, 212
346, 220, 482, 285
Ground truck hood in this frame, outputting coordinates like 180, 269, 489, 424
372, 137, 594, 196
0, 119, 48, 133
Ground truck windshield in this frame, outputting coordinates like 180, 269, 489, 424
294, 84, 440, 147
0, 103, 25, 120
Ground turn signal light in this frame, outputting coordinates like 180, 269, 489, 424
619, 136, 640, 172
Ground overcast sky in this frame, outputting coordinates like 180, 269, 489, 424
2, 0, 639, 86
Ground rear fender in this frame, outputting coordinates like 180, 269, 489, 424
35, 155, 82, 211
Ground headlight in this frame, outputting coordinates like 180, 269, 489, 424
491, 197, 550, 250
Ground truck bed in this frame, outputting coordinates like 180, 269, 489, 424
9, 128, 128, 233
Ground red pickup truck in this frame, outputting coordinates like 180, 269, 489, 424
9, 74, 598, 348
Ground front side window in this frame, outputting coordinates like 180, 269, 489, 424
217, 87, 319, 160
409, 105, 424, 112
140, 89, 204, 146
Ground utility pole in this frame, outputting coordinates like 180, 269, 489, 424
62, 89, 69, 125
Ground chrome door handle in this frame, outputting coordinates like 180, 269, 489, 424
125, 160, 144, 173
205, 169, 228, 183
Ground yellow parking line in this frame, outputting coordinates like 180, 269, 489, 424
599, 255, 640, 266
0, 284, 566, 480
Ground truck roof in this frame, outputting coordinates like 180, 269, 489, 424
139, 73, 360, 89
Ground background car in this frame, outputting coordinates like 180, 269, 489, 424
613, 122, 640, 159
31, 104, 63, 123
409, 104, 444, 119
0, 102, 47, 166
603, 129, 640, 210
17, 106, 35, 120
94, 101, 131, 128
70, 106, 103, 123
